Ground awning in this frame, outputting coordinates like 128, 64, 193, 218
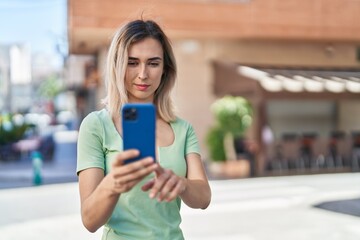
213, 62, 360, 176
238, 66, 360, 93
213, 62, 360, 100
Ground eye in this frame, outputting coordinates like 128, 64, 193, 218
127, 61, 138, 67
149, 61, 160, 67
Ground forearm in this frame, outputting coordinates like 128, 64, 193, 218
180, 179, 211, 209
81, 182, 120, 232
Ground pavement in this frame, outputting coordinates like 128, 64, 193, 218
0, 159, 77, 189
1, 169, 360, 239
0, 131, 78, 189
1, 137, 360, 239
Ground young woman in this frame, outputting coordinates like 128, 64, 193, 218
77, 19, 211, 239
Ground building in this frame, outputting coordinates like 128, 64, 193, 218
0, 44, 32, 113
67, 0, 360, 176
0, 45, 10, 112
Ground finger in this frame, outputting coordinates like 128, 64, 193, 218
154, 163, 165, 176
165, 181, 185, 202
112, 158, 156, 189
113, 157, 154, 178
113, 178, 141, 193
141, 179, 155, 191
117, 160, 157, 183
157, 175, 178, 201
111, 157, 156, 194
149, 170, 172, 199
112, 149, 140, 167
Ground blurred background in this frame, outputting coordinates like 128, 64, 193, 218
1, 0, 360, 178
1, 0, 360, 239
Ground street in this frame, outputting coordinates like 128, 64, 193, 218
1, 173, 360, 239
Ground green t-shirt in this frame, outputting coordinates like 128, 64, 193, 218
77, 109, 200, 240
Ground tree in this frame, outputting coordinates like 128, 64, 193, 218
206, 95, 253, 162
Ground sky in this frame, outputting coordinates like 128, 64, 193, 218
0, 0, 67, 65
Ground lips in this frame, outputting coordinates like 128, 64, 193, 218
134, 83, 150, 91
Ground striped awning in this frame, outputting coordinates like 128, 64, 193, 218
238, 66, 360, 93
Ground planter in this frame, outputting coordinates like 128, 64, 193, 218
208, 159, 251, 179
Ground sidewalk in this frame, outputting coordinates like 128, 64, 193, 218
1, 173, 360, 239
1, 135, 360, 239
0, 133, 78, 189
0, 160, 77, 189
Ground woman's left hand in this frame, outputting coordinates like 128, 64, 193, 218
141, 164, 187, 202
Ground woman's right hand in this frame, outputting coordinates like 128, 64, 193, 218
78, 149, 156, 232
105, 149, 157, 194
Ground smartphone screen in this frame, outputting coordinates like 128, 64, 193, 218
122, 103, 156, 164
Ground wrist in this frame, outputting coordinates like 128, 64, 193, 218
99, 177, 121, 198
179, 177, 188, 196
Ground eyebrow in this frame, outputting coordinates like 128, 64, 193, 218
128, 57, 162, 61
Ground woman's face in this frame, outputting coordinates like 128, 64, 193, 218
125, 37, 164, 103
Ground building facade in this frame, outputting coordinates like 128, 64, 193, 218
67, 0, 360, 176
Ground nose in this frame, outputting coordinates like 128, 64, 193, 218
138, 65, 148, 80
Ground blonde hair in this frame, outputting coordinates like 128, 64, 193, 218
103, 20, 177, 122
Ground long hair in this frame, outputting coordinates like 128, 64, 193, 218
103, 19, 177, 122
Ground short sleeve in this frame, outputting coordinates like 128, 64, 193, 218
185, 123, 201, 155
76, 112, 105, 174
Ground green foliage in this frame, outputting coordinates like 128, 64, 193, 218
37, 75, 64, 99
211, 95, 253, 138
206, 95, 253, 162
0, 114, 33, 145
205, 126, 227, 162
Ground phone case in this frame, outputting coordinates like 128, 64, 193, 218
122, 103, 156, 164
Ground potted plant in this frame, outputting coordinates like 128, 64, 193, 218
0, 113, 34, 161
206, 95, 253, 178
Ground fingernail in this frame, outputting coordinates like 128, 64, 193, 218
149, 192, 155, 198
145, 157, 153, 163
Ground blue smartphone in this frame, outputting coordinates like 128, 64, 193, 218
122, 103, 156, 164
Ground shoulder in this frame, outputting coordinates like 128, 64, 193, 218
171, 117, 194, 130
79, 109, 108, 131
172, 117, 191, 127
172, 117, 200, 152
